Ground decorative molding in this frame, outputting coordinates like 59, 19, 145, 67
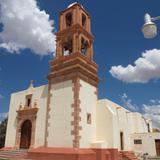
48, 52, 99, 88
15, 106, 38, 149
71, 78, 82, 148
44, 84, 52, 147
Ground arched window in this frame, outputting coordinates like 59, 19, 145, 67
63, 38, 73, 56
66, 13, 72, 28
82, 14, 86, 28
25, 94, 32, 107
81, 37, 89, 55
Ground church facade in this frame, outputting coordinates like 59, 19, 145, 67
5, 3, 160, 160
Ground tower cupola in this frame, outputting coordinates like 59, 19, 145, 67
56, 2, 94, 60
48, 3, 98, 88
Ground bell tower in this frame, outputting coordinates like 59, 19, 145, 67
46, 3, 99, 148
56, 2, 93, 59
48, 3, 98, 86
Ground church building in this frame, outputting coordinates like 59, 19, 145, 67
4, 3, 160, 160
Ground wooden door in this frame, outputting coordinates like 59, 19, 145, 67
20, 120, 32, 149
120, 132, 124, 150
155, 140, 160, 156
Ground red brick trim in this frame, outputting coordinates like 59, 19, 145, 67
71, 78, 82, 148
44, 84, 52, 147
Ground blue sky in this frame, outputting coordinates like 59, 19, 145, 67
0, 0, 160, 128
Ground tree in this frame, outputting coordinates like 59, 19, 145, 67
0, 118, 8, 148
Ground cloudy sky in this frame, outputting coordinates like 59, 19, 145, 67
0, 0, 160, 128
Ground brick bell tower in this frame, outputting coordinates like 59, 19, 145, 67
48, 3, 98, 84
46, 3, 99, 148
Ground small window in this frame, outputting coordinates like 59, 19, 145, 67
134, 139, 142, 144
87, 113, 91, 124
81, 37, 89, 55
82, 14, 86, 28
66, 13, 72, 27
26, 94, 32, 107
147, 123, 150, 132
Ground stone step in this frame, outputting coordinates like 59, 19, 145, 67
0, 149, 28, 160
120, 151, 139, 160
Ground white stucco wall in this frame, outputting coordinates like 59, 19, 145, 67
5, 80, 155, 153
79, 80, 97, 148
130, 132, 160, 156
96, 100, 114, 148
47, 80, 73, 147
130, 113, 148, 133
96, 99, 132, 150
5, 91, 25, 147
5, 85, 48, 148
117, 107, 132, 150
34, 85, 48, 147
96, 99, 152, 151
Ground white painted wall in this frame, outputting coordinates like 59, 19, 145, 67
130, 132, 160, 156
79, 80, 97, 148
130, 113, 148, 133
5, 80, 156, 154
47, 80, 73, 147
34, 85, 48, 147
96, 99, 131, 150
96, 99, 153, 151
116, 107, 131, 150
5, 91, 25, 147
5, 85, 48, 148
96, 100, 114, 148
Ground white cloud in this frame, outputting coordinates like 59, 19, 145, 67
143, 103, 160, 129
0, 112, 8, 119
110, 49, 160, 83
121, 93, 138, 111
0, 0, 56, 55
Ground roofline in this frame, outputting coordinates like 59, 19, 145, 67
60, 3, 90, 18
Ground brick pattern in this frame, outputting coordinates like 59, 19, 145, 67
45, 2, 99, 148
71, 78, 82, 148
44, 84, 52, 147
48, 52, 99, 87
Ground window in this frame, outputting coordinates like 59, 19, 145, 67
26, 94, 32, 107
147, 123, 150, 132
63, 38, 73, 56
82, 14, 86, 28
87, 113, 91, 124
81, 37, 89, 55
134, 139, 142, 144
66, 13, 72, 27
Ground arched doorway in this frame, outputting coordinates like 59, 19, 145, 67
20, 120, 32, 149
